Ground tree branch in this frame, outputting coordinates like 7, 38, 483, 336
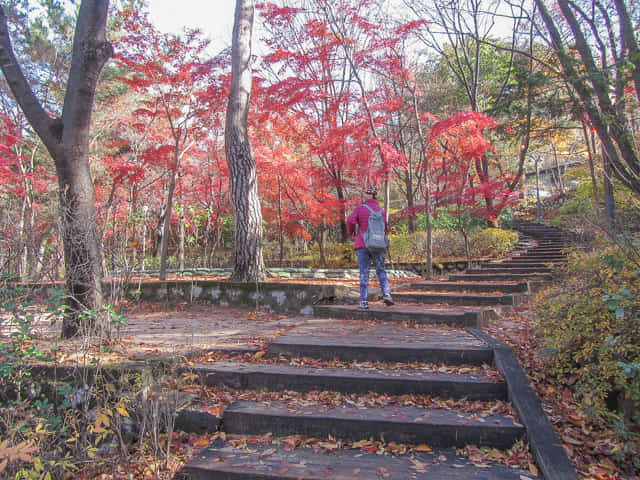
0, 6, 58, 153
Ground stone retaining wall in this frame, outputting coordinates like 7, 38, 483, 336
114, 280, 351, 316
19, 269, 419, 316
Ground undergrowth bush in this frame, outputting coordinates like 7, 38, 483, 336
550, 166, 640, 238
309, 242, 354, 268
470, 228, 519, 257
0, 278, 185, 479
275, 227, 519, 268
535, 246, 640, 429
388, 228, 518, 263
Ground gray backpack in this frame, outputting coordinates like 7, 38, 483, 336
362, 204, 389, 251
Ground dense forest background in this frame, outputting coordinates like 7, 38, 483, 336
3, 0, 637, 286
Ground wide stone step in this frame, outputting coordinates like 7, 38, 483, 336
192, 361, 506, 400
222, 400, 525, 449
509, 257, 566, 263
180, 442, 538, 480
313, 304, 494, 327
520, 248, 567, 257
504, 256, 565, 261
268, 319, 494, 365
483, 262, 557, 268
519, 250, 565, 255
412, 280, 529, 294
392, 291, 526, 306
448, 272, 552, 282
467, 267, 553, 274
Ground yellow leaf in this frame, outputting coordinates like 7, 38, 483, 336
116, 407, 130, 417
96, 412, 111, 428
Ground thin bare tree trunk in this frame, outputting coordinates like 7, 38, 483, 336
159, 150, 180, 280
178, 206, 185, 271
581, 118, 600, 205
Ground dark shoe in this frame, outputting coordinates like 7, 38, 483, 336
358, 301, 370, 310
382, 294, 394, 306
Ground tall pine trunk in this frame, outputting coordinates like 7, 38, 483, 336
0, 1, 112, 338
226, 0, 265, 282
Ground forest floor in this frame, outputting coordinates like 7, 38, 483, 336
3, 277, 639, 479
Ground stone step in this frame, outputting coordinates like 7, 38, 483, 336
392, 290, 526, 306
520, 250, 565, 254
504, 255, 565, 261
192, 361, 506, 401
222, 400, 525, 449
180, 442, 538, 479
267, 320, 494, 365
313, 304, 494, 327
448, 272, 553, 282
509, 257, 566, 263
412, 280, 529, 294
483, 262, 557, 268
527, 233, 565, 237
467, 267, 553, 274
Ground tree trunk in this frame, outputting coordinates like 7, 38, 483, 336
406, 175, 416, 234
159, 153, 180, 280
336, 184, 348, 243
581, 118, 600, 205
603, 150, 615, 235
462, 227, 471, 270
411, 92, 433, 279
551, 143, 565, 195
278, 179, 284, 266
0, 1, 112, 338
225, 0, 265, 282
178, 206, 185, 271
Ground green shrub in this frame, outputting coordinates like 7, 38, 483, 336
388, 228, 518, 263
309, 242, 354, 268
471, 228, 519, 257
535, 247, 640, 426
430, 230, 467, 259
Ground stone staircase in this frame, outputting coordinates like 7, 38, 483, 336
178, 220, 577, 480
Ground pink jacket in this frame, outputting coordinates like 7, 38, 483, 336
346, 199, 388, 250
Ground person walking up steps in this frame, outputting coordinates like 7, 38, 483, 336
347, 184, 394, 310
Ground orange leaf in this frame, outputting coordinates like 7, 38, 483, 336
194, 437, 211, 447
415, 444, 432, 452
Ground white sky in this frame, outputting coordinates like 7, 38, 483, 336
146, 0, 235, 52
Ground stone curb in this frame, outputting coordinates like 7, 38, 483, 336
468, 328, 579, 480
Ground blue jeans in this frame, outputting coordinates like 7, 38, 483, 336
356, 248, 390, 302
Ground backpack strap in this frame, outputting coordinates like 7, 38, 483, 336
362, 204, 375, 214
